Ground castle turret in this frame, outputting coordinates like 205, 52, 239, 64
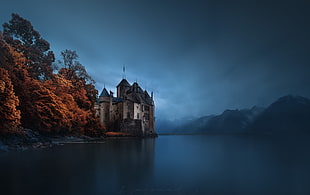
99, 88, 112, 126
116, 79, 130, 98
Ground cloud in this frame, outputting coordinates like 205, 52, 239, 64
1, 0, 310, 121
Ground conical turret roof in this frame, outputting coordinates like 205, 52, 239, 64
117, 79, 130, 87
99, 88, 110, 97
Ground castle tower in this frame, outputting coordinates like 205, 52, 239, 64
99, 88, 112, 126
116, 79, 130, 98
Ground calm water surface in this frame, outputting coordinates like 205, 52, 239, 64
0, 134, 310, 195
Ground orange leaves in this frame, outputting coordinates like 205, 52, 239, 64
25, 79, 69, 133
0, 80, 5, 92
3, 13, 55, 80
28, 72, 102, 135
0, 68, 21, 134
0, 15, 103, 136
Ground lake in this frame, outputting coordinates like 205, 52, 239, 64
0, 134, 310, 195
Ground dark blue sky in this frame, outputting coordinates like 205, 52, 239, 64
1, 0, 310, 120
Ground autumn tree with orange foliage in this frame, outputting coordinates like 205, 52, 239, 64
0, 14, 103, 136
0, 68, 21, 134
2, 13, 55, 80
57, 49, 103, 136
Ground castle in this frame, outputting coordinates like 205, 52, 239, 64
95, 78, 155, 135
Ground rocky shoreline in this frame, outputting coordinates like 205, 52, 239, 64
0, 129, 53, 152
0, 129, 158, 152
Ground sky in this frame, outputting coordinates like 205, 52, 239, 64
1, 0, 310, 121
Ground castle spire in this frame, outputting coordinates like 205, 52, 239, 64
122, 65, 126, 79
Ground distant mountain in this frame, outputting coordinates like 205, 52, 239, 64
171, 95, 310, 134
204, 106, 264, 133
173, 106, 264, 133
250, 95, 310, 134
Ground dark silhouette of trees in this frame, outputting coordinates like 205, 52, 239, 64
2, 13, 55, 80
58, 49, 95, 86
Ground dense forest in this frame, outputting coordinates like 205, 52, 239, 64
0, 14, 103, 136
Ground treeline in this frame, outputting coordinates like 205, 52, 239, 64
0, 14, 103, 136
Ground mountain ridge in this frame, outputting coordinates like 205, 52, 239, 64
160, 95, 310, 134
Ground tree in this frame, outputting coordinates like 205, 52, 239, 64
1, 31, 36, 131
2, 13, 55, 80
58, 49, 97, 109
1, 15, 103, 136
58, 49, 94, 84
0, 68, 21, 134
57, 49, 103, 135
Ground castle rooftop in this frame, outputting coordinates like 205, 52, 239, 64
117, 79, 130, 87
99, 88, 109, 97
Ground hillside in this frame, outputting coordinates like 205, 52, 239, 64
172, 106, 264, 134
249, 95, 310, 134
172, 95, 310, 134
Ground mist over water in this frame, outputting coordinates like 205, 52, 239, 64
1, 135, 309, 195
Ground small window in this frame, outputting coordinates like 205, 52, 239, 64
127, 112, 130, 119
137, 113, 140, 119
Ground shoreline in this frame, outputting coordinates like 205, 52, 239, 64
0, 129, 158, 152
